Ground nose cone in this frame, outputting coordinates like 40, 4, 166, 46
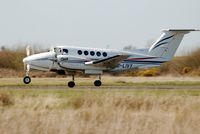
23, 57, 30, 63
22, 52, 56, 70
23, 52, 55, 63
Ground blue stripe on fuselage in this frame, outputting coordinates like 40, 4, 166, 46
123, 60, 166, 64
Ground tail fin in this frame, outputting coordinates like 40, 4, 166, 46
148, 29, 199, 60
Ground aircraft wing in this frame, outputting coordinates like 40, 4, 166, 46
85, 55, 129, 68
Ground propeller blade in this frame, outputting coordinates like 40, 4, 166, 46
26, 46, 30, 56
27, 64, 30, 72
49, 52, 57, 69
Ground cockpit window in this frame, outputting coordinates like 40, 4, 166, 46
63, 49, 68, 53
54, 48, 62, 54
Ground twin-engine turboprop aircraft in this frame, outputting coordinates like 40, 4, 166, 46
23, 29, 199, 87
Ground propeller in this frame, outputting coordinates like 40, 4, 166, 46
49, 53, 69, 69
24, 45, 33, 75
26, 45, 30, 56
49, 51, 58, 69
49, 48, 69, 69
26, 45, 35, 56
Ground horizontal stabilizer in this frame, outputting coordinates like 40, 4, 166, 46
162, 29, 200, 34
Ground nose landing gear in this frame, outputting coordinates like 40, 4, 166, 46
23, 64, 31, 84
23, 76, 31, 84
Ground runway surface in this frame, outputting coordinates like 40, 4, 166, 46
1, 76, 200, 90
1, 85, 200, 90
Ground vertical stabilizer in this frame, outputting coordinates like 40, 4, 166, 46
149, 29, 199, 60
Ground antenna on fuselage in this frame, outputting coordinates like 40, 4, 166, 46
106, 44, 110, 49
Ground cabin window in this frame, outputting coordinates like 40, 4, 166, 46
78, 50, 82, 55
96, 51, 101, 56
90, 51, 95, 56
84, 51, 89, 55
103, 52, 107, 57
63, 49, 68, 53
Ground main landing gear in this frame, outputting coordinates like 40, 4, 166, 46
94, 80, 102, 87
68, 74, 75, 88
67, 74, 102, 88
94, 75, 102, 87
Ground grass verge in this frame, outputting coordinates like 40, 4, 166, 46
0, 89, 200, 134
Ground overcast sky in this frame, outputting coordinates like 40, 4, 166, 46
0, 0, 199, 55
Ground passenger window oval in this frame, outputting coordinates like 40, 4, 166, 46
90, 51, 95, 56
84, 51, 89, 55
78, 50, 82, 55
103, 52, 107, 57
96, 51, 101, 56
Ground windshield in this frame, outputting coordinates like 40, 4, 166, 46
53, 47, 62, 54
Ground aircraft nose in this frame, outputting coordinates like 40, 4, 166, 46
22, 52, 56, 68
23, 57, 30, 64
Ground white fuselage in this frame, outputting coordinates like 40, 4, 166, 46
23, 46, 164, 74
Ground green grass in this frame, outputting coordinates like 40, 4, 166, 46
1, 88, 200, 99
1, 77, 200, 99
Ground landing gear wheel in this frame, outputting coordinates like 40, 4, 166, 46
68, 81, 75, 88
23, 76, 31, 84
94, 80, 102, 87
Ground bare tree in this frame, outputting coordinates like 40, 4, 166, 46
1, 46, 6, 51
123, 44, 136, 51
